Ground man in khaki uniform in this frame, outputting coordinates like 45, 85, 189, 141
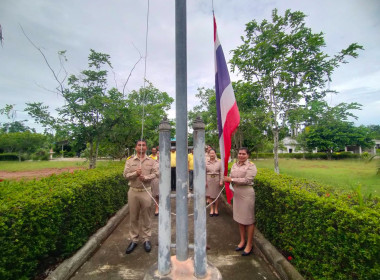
124, 139, 159, 254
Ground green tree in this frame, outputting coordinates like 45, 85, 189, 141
189, 83, 270, 156
230, 9, 363, 173
305, 122, 374, 159
0, 132, 46, 161
367, 125, 380, 139
0, 104, 35, 133
188, 87, 219, 148
301, 102, 374, 158
26, 50, 127, 168
100, 82, 173, 159
232, 81, 271, 156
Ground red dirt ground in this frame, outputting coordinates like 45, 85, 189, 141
0, 167, 86, 181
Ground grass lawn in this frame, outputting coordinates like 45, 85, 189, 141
0, 160, 115, 172
2, 158, 378, 197
253, 158, 380, 197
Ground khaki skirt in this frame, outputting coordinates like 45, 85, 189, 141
233, 186, 255, 225
206, 174, 221, 199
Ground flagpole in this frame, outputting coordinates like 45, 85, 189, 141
175, 0, 189, 262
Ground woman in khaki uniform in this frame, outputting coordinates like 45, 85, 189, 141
224, 147, 257, 256
206, 149, 223, 216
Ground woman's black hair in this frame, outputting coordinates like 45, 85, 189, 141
238, 147, 250, 156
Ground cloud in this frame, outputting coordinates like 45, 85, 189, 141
1, 0, 379, 132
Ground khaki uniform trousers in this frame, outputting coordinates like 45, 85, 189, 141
128, 188, 152, 242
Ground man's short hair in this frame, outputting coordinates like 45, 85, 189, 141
135, 139, 147, 146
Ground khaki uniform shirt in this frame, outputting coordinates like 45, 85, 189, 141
123, 155, 159, 189
230, 160, 257, 186
206, 159, 223, 183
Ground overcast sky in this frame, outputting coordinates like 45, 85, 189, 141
1, 0, 379, 132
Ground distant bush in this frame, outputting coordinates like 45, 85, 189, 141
253, 153, 274, 159
255, 169, 380, 279
31, 149, 49, 161
252, 152, 361, 160
64, 151, 76, 157
0, 163, 127, 280
361, 152, 371, 159
331, 152, 361, 159
0, 153, 25, 161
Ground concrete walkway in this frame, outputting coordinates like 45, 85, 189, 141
48, 194, 303, 280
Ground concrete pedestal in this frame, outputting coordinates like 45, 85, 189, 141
144, 256, 222, 280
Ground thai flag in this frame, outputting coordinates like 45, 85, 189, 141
214, 15, 240, 204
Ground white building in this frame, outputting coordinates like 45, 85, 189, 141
278, 137, 379, 155
278, 137, 303, 154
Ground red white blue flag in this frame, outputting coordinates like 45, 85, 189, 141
214, 15, 240, 204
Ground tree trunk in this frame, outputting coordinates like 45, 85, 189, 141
93, 139, 99, 169
239, 129, 243, 148
327, 150, 332, 160
273, 129, 280, 174
270, 84, 280, 174
89, 141, 95, 169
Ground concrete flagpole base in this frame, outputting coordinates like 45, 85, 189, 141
144, 256, 222, 280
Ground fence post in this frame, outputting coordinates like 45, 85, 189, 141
193, 116, 207, 278
158, 117, 171, 275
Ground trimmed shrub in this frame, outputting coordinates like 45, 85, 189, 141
0, 163, 127, 280
252, 152, 361, 160
0, 153, 25, 161
255, 169, 380, 279
254, 153, 275, 159
331, 152, 361, 160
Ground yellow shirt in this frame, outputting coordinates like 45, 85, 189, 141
170, 151, 176, 167
188, 153, 194, 170
149, 154, 158, 161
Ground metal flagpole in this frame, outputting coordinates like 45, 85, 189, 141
175, 0, 189, 261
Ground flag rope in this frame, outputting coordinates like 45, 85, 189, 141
138, 0, 229, 217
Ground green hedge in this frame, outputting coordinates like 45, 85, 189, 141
0, 153, 25, 161
254, 169, 380, 279
31, 149, 49, 161
0, 164, 127, 280
252, 152, 361, 160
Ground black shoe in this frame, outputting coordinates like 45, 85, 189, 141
144, 241, 152, 252
242, 247, 253, 256
125, 242, 138, 254
235, 243, 246, 251
154, 212, 159, 216
209, 213, 214, 217
214, 213, 219, 217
